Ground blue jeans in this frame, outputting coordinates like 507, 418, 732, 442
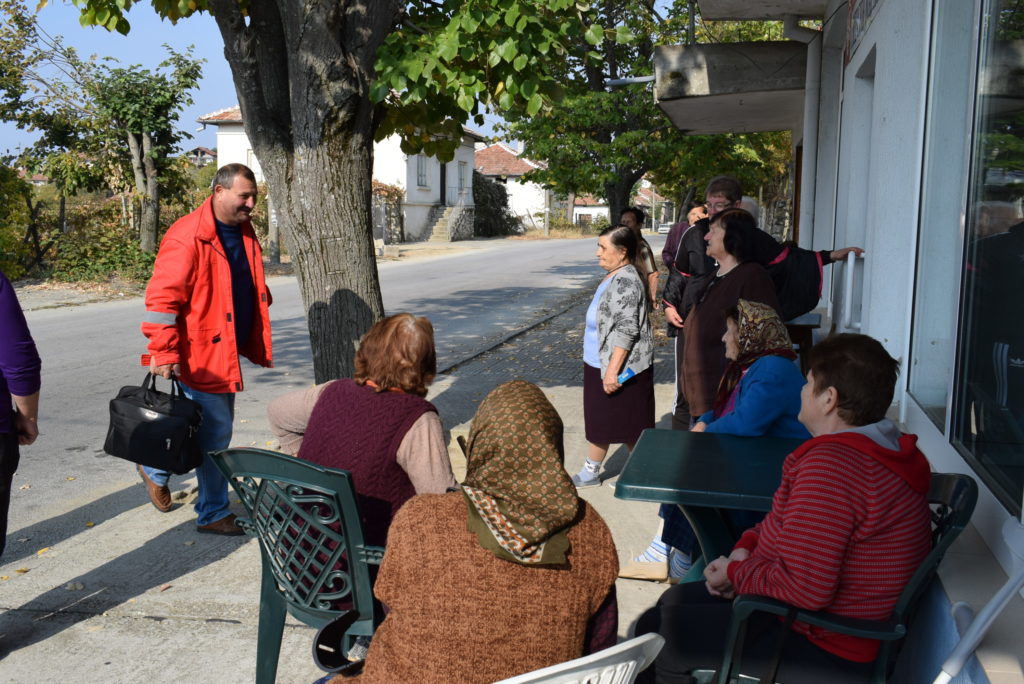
142, 384, 235, 526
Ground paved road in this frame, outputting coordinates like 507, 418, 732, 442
11, 235, 663, 541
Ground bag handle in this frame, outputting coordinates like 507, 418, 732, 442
140, 372, 187, 403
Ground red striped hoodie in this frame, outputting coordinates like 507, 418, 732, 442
727, 428, 932, 662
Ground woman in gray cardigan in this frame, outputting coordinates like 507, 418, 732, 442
572, 224, 655, 487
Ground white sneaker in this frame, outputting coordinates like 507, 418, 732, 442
571, 469, 601, 488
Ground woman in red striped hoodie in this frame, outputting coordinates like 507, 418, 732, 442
636, 333, 933, 683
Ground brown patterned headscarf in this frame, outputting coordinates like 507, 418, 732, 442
712, 299, 797, 417
462, 381, 580, 565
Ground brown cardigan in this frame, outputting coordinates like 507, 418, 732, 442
342, 493, 619, 684
681, 262, 780, 418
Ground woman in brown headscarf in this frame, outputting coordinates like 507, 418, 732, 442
339, 381, 619, 684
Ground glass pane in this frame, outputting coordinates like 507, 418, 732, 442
953, 0, 1024, 514
908, 0, 979, 427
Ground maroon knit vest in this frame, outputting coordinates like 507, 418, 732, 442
298, 379, 437, 546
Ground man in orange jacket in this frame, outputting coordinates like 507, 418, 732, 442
138, 163, 273, 534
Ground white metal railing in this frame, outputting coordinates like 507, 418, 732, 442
842, 250, 864, 331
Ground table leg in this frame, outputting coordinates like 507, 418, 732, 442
678, 504, 735, 562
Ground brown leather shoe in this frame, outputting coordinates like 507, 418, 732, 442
137, 465, 173, 512
197, 513, 245, 536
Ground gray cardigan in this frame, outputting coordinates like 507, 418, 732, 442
596, 265, 654, 376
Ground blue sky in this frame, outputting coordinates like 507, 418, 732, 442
1, 2, 240, 155
0, 2, 509, 158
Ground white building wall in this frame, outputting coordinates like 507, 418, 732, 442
373, 134, 407, 188
825, 0, 930, 368
213, 124, 265, 182
573, 206, 607, 223
506, 180, 547, 227
212, 123, 476, 242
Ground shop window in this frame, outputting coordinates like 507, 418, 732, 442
952, 0, 1024, 514
908, 0, 978, 426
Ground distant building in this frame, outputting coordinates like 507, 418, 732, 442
196, 106, 483, 241
16, 168, 48, 186
474, 143, 552, 230
572, 195, 609, 226
186, 146, 216, 168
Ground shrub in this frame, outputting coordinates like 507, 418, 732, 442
0, 167, 33, 280
472, 171, 521, 237
50, 201, 155, 283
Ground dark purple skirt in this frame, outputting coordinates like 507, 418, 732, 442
583, 363, 655, 445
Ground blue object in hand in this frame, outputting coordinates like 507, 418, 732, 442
617, 368, 636, 384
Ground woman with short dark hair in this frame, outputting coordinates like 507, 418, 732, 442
679, 209, 780, 425
572, 224, 655, 487
267, 313, 456, 550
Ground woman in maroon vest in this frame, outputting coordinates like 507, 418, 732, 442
267, 313, 457, 549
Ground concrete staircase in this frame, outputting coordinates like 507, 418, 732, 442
427, 205, 457, 241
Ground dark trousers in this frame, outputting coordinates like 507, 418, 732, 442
671, 334, 691, 431
0, 431, 20, 560
635, 582, 874, 684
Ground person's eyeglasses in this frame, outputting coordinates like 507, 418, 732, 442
707, 201, 732, 211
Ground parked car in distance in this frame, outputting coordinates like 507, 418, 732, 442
657, 223, 673, 234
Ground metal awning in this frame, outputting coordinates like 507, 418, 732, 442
654, 42, 807, 134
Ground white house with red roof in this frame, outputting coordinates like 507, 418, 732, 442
474, 142, 552, 230
197, 106, 484, 242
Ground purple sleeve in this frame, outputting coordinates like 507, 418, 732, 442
0, 273, 42, 398
662, 223, 685, 267
583, 584, 618, 654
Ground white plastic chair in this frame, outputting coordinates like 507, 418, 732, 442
491, 633, 665, 684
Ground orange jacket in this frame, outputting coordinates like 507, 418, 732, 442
140, 196, 272, 393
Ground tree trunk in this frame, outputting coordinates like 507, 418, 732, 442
127, 131, 159, 251
268, 140, 384, 382
210, 0, 398, 382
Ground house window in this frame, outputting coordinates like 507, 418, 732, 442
458, 161, 467, 192
416, 155, 428, 187
950, 0, 1024, 514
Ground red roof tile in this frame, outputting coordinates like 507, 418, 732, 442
197, 106, 242, 124
475, 143, 544, 177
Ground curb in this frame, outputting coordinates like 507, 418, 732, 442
437, 286, 596, 375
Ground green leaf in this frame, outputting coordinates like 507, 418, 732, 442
512, 54, 527, 71
526, 93, 542, 116
614, 25, 634, 44
437, 37, 459, 62
504, 5, 520, 27
496, 38, 518, 62
584, 23, 603, 46
404, 57, 423, 81
461, 14, 480, 33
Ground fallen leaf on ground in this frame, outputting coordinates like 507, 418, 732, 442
184, 540, 195, 546
36, 547, 50, 555
19, 484, 30, 490
0, 576, 8, 580
65, 582, 84, 591
65, 476, 76, 481
85, 521, 94, 527
239, 419, 249, 423
159, 584, 172, 592
15, 568, 29, 574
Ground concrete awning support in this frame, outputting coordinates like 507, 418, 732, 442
654, 42, 807, 134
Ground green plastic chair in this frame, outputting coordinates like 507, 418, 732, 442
210, 447, 384, 684
700, 472, 978, 684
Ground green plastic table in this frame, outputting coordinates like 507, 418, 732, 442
614, 429, 806, 562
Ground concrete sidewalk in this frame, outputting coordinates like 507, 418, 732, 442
0, 291, 677, 683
